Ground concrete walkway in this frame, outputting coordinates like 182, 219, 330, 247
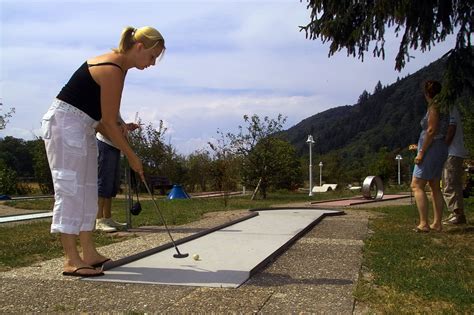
86, 209, 343, 288
0, 204, 373, 313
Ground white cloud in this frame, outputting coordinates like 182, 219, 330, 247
0, 1, 458, 155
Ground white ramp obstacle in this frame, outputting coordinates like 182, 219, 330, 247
312, 184, 338, 193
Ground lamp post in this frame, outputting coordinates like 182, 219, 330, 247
306, 135, 315, 196
319, 161, 323, 187
395, 154, 403, 185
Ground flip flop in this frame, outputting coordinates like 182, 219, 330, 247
62, 266, 104, 277
91, 259, 111, 268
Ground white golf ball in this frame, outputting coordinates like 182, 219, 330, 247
193, 254, 200, 261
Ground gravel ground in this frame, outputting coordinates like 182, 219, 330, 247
0, 200, 386, 313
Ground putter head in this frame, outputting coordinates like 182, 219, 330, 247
130, 202, 142, 216
173, 253, 189, 259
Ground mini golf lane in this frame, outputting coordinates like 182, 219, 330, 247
85, 208, 343, 288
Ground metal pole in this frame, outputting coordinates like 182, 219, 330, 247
306, 135, 315, 196
309, 143, 313, 196
395, 154, 402, 186
398, 159, 401, 185
319, 162, 323, 187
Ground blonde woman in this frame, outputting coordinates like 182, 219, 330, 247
411, 80, 449, 233
41, 26, 165, 277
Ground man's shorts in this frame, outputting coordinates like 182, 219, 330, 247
97, 140, 121, 198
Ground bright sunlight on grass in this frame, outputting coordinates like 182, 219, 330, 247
354, 198, 474, 313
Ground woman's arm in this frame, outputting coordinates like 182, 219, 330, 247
93, 65, 144, 180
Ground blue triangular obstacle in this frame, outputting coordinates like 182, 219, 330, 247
167, 185, 190, 200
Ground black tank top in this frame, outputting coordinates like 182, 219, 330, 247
57, 62, 123, 121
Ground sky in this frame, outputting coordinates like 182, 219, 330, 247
0, 0, 457, 155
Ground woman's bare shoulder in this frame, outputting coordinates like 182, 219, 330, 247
87, 52, 122, 66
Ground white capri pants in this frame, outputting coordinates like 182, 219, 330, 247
41, 99, 99, 235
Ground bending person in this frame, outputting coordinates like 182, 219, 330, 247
41, 26, 165, 277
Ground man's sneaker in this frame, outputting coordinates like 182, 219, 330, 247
443, 214, 467, 225
443, 213, 457, 223
104, 218, 127, 229
95, 218, 117, 232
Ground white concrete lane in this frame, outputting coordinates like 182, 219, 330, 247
86, 208, 343, 288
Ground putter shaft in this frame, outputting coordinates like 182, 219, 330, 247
142, 179, 189, 258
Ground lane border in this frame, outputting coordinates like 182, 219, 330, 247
246, 207, 344, 281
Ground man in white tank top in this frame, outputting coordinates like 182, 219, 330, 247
443, 106, 469, 225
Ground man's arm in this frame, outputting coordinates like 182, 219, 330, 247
445, 124, 457, 146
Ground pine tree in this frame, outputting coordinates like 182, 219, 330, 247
300, 1, 473, 108
373, 81, 383, 94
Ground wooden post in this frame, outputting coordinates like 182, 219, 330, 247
251, 177, 262, 200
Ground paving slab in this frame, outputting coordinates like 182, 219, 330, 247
166, 287, 274, 313
86, 208, 343, 288
0, 277, 193, 313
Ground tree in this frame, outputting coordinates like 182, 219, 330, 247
30, 138, 53, 194
225, 114, 300, 199
185, 150, 213, 192
0, 101, 15, 130
0, 159, 17, 195
128, 119, 168, 176
0, 136, 34, 177
319, 151, 344, 185
208, 130, 241, 206
461, 99, 474, 155
228, 114, 288, 154
300, 1, 473, 107
128, 119, 185, 186
368, 147, 396, 183
242, 138, 302, 193
357, 89, 370, 104
373, 81, 383, 95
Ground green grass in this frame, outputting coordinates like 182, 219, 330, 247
3, 198, 55, 211
354, 198, 474, 313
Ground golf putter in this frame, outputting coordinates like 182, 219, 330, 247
142, 178, 189, 259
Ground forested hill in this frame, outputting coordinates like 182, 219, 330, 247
282, 56, 447, 157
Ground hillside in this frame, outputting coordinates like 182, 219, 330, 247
282, 57, 447, 158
